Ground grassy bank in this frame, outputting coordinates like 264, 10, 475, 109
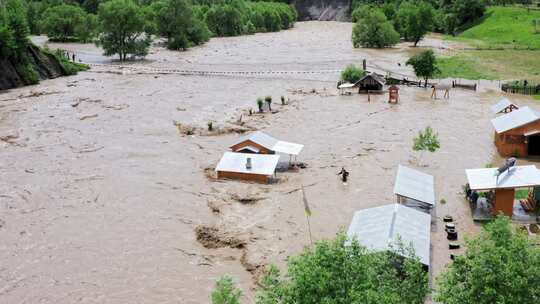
448, 6, 540, 49
438, 6, 540, 81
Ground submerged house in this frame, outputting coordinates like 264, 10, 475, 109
393, 165, 435, 216
491, 106, 540, 157
491, 98, 518, 114
215, 152, 280, 183
354, 73, 385, 92
347, 204, 431, 269
230, 131, 304, 162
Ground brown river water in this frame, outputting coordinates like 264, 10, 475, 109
1, 22, 537, 303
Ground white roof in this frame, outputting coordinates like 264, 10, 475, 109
466, 165, 540, 190
491, 106, 540, 133
216, 152, 280, 176
347, 204, 431, 266
338, 83, 355, 89
393, 165, 435, 206
231, 131, 303, 156
272, 140, 304, 156
491, 98, 517, 114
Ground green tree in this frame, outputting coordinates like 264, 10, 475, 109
406, 50, 439, 87
41, 4, 86, 42
352, 8, 400, 48
256, 233, 429, 304
412, 126, 440, 165
397, 2, 435, 46
341, 64, 366, 83
436, 216, 540, 304
205, 4, 244, 37
152, 0, 209, 50
97, 0, 151, 61
4, 0, 29, 51
211, 276, 242, 304
74, 13, 98, 43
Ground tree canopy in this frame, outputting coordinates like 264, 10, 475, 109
97, 0, 151, 61
41, 4, 87, 42
255, 233, 429, 304
436, 216, 540, 304
406, 50, 440, 86
352, 8, 400, 48
341, 64, 366, 83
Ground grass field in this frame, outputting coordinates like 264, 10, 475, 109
438, 6, 540, 81
448, 6, 540, 49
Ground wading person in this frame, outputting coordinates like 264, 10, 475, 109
337, 167, 349, 183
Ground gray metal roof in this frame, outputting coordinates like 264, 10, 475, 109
491, 106, 540, 133
354, 73, 385, 86
466, 165, 540, 190
393, 165, 435, 206
231, 131, 279, 151
215, 152, 280, 176
346, 204, 431, 266
491, 98, 518, 114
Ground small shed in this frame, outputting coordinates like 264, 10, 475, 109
354, 73, 385, 92
216, 152, 280, 183
346, 204, 431, 268
491, 98, 518, 114
230, 131, 304, 161
466, 165, 540, 216
393, 165, 435, 215
491, 106, 540, 157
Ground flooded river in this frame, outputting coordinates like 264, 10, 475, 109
1, 22, 537, 303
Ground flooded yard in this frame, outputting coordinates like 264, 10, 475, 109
1, 21, 537, 303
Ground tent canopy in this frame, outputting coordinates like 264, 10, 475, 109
466, 165, 540, 190
393, 165, 435, 206
491, 106, 540, 133
216, 152, 280, 176
347, 204, 431, 266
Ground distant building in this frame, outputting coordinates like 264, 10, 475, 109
354, 73, 385, 92
491, 106, 540, 157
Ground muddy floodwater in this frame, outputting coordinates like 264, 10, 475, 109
1, 22, 537, 303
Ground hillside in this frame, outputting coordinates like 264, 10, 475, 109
438, 6, 540, 81
449, 6, 540, 49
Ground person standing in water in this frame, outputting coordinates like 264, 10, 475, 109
337, 167, 349, 183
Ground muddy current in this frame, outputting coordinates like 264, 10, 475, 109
1, 22, 537, 303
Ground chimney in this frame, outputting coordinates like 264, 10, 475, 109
246, 157, 252, 170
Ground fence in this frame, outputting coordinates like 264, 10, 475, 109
501, 83, 540, 95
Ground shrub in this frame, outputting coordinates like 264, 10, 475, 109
352, 8, 400, 48
341, 64, 366, 83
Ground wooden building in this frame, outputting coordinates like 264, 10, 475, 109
466, 165, 540, 218
215, 152, 280, 183
492, 106, 540, 157
354, 73, 385, 92
230, 131, 303, 160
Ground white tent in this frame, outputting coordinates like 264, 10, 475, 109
347, 204, 431, 267
466, 165, 540, 190
216, 152, 280, 176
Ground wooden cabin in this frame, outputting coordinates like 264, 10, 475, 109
230, 131, 304, 158
215, 152, 280, 183
466, 165, 540, 218
354, 73, 385, 92
393, 165, 435, 217
492, 106, 540, 157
